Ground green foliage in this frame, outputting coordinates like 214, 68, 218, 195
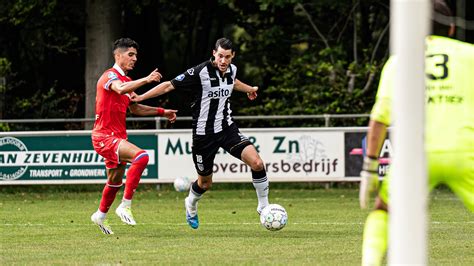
0, 57, 11, 76
222, 0, 389, 127
16, 86, 80, 118
0, 0, 81, 55
0, 123, 10, 131
0, 0, 392, 129
0, 0, 84, 127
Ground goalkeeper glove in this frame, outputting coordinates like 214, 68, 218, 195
359, 156, 380, 209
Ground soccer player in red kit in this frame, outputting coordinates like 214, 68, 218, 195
90, 38, 177, 234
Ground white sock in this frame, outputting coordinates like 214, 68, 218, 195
119, 199, 132, 208
186, 190, 203, 216
187, 190, 202, 205
253, 179, 269, 210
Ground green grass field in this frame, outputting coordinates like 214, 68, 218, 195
1, 184, 472, 265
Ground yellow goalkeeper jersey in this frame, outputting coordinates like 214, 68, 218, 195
370, 35, 474, 152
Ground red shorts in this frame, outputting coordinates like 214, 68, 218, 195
91, 133, 127, 169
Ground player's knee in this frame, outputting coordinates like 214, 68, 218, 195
201, 182, 213, 190
250, 158, 264, 171
198, 174, 213, 189
201, 179, 213, 190
107, 170, 124, 184
106, 165, 126, 183
107, 175, 122, 184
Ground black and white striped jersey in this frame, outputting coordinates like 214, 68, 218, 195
171, 59, 237, 136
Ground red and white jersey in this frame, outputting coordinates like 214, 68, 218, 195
92, 64, 132, 139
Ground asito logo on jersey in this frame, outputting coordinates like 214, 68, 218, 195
208, 87, 230, 98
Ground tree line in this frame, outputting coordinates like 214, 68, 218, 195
0, 0, 393, 130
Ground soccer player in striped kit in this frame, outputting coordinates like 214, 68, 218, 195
90, 38, 177, 234
132, 38, 270, 229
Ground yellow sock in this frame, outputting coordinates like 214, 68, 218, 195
362, 210, 388, 266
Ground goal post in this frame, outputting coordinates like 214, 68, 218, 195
389, 0, 430, 264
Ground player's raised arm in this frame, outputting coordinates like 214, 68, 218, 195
132, 81, 176, 102
111, 68, 162, 95
234, 79, 258, 100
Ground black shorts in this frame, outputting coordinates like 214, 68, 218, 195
192, 124, 252, 176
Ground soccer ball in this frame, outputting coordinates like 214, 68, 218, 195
260, 204, 288, 231
173, 176, 191, 192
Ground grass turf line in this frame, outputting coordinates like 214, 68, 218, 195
0, 187, 472, 265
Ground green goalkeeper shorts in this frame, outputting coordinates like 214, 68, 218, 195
379, 151, 474, 212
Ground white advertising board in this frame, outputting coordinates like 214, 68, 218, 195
1, 128, 376, 184
158, 128, 345, 182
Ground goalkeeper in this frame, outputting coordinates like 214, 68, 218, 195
359, 0, 474, 265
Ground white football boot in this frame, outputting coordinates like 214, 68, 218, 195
115, 206, 137, 226
91, 212, 114, 235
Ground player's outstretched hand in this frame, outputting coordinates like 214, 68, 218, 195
164, 109, 177, 123
146, 68, 162, 83
129, 92, 138, 99
247, 86, 258, 100
130, 92, 143, 102
359, 156, 380, 209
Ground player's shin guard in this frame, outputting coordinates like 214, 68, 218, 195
362, 210, 388, 266
252, 169, 269, 213
123, 151, 149, 201
99, 182, 123, 213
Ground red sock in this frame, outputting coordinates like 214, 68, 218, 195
124, 151, 149, 200
99, 182, 122, 213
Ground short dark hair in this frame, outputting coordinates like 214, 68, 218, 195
113, 38, 139, 52
214, 38, 233, 51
